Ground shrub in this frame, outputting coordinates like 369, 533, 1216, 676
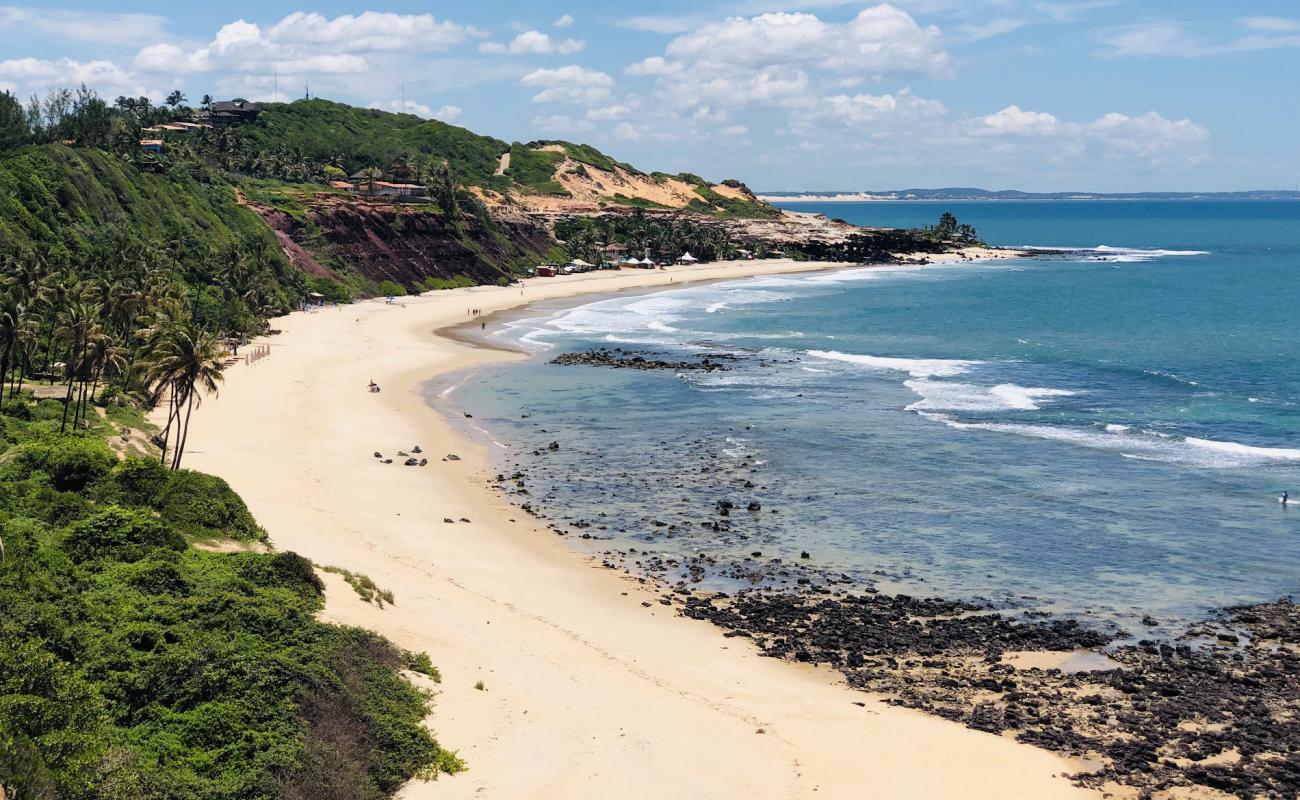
108, 457, 171, 507
402, 651, 441, 682
62, 506, 186, 564
124, 557, 191, 595
4, 436, 115, 492
374, 280, 407, 297
269, 551, 325, 595
153, 470, 264, 541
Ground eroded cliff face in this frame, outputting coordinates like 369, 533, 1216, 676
252, 198, 556, 291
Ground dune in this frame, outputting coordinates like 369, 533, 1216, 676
168, 257, 1094, 800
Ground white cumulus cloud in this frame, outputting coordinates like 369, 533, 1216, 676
521, 65, 613, 104
479, 30, 585, 55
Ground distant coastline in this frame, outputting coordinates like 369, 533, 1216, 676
760, 189, 1300, 203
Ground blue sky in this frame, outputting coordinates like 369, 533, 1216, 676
2, 1, 1297, 191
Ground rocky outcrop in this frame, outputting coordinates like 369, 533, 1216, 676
550, 348, 733, 372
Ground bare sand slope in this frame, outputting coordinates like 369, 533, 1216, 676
171, 258, 1094, 800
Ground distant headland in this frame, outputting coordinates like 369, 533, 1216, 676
759, 188, 1300, 202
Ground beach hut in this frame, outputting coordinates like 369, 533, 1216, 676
677, 251, 698, 264
568, 258, 594, 272
639, 257, 655, 268
535, 265, 557, 277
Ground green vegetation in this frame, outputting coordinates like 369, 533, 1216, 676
556, 209, 772, 264
524, 140, 640, 175
0, 402, 458, 800
418, 275, 477, 292
923, 212, 982, 245
688, 185, 782, 219
217, 99, 508, 187
503, 144, 566, 194
402, 652, 442, 683
320, 565, 396, 608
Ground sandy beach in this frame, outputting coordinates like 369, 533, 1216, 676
169, 252, 1097, 800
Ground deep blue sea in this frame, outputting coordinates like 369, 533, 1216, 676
442, 201, 1300, 631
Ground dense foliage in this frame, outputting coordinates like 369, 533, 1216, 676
0, 144, 304, 334
0, 403, 458, 799
555, 209, 771, 264
217, 100, 508, 188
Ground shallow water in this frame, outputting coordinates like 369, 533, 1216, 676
442, 201, 1300, 631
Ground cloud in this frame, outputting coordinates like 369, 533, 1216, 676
265, 11, 482, 51
959, 17, 1028, 41
0, 6, 167, 45
662, 7, 949, 76
970, 104, 1061, 136
819, 89, 946, 125
433, 104, 464, 122
370, 99, 462, 122
1240, 17, 1300, 33
965, 105, 1208, 164
1098, 17, 1300, 58
479, 30, 585, 55
624, 4, 950, 123
0, 57, 153, 98
615, 15, 703, 34
133, 12, 482, 78
554, 14, 575, 28
520, 65, 613, 104
586, 104, 631, 121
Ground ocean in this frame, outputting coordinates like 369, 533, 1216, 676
440, 200, 1300, 632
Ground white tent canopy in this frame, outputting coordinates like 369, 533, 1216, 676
677, 251, 698, 262
640, 257, 655, 265
569, 258, 593, 267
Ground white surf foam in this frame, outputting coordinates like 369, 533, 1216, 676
1184, 438, 1300, 461
916, 413, 1300, 469
903, 381, 1075, 412
809, 350, 980, 378
1021, 245, 1210, 263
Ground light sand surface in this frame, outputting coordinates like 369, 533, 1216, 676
169, 257, 1095, 800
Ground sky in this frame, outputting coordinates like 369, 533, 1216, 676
1, 1, 1297, 192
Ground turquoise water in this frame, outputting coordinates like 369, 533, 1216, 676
447, 201, 1300, 629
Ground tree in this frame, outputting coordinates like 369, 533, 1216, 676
144, 325, 225, 469
358, 166, 382, 200
427, 161, 460, 225
165, 90, 186, 109
0, 89, 30, 150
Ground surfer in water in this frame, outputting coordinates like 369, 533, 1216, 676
1282, 491, 1289, 507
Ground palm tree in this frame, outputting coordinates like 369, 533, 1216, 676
358, 166, 383, 200
427, 161, 460, 225
145, 325, 225, 469
55, 299, 102, 433
0, 287, 21, 411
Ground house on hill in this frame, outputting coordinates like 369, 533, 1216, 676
199, 100, 261, 124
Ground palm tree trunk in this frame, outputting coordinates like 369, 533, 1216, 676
0, 340, 11, 413
173, 385, 196, 470
59, 362, 76, 434
159, 387, 178, 465
13, 352, 26, 400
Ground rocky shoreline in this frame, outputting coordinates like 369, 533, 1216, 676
678, 591, 1299, 798
482, 347, 1300, 798
550, 347, 734, 372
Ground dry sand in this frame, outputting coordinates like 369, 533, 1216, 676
170, 256, 1095, 799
